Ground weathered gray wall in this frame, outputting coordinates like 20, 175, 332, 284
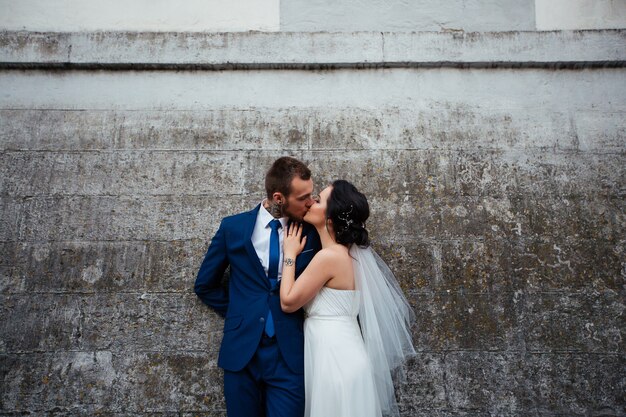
1, 31, 625, 416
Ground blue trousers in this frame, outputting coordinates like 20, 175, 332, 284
223, 336, 305, 417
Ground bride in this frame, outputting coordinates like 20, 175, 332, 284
280, 180, 416, 417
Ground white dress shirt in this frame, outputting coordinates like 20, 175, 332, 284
251, 201, 289, 280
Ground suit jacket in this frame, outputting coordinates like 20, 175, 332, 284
194, 204, 321, 374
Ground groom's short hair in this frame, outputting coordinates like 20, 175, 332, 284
265, 156, 312, 199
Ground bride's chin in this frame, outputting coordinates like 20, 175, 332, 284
303, 212, 317, 225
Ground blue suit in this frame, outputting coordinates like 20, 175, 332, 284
195, 204, 321, 416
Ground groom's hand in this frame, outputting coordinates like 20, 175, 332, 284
283, 222, 307, 258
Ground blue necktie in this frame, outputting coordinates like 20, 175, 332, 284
266, 219, 282, 337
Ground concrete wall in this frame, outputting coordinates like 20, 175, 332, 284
2, 0, 626, 32
280, 0, 536, 32
536, 0, 626, 30
0, 0, 280, 32
1, 30, 624, 416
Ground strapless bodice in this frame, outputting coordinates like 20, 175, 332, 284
304, 287, 360, 318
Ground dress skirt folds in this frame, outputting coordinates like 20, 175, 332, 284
303, 287, 382, 417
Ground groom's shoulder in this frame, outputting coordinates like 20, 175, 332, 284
302, 221, 320, 237
301, 221, 322, 249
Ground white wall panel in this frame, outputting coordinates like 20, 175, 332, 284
0, 0, 280, 32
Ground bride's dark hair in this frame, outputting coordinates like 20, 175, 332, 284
327, 180, 370, 247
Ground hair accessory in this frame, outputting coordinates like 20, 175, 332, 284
338, 205, 354, 226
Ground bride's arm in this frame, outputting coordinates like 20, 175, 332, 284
280, 223, 333, 313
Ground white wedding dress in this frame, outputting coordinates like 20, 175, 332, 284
303, 287, 382, 417
302, 246, 416, 417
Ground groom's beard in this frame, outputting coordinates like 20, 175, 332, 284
282, 200, 307, 222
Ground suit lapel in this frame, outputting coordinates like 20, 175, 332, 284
244, 205, 270, 287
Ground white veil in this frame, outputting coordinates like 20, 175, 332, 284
351, 244, 416, 417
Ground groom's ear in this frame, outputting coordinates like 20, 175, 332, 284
271, 192, 285, 205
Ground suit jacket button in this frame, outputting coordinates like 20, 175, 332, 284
259, 317, 265, 323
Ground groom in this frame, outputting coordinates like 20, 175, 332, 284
194, 156, 321, 417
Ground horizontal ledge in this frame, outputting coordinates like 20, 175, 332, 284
1, 30, 624, 70
1, 61, 625, 70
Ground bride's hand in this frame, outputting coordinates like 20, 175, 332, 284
283, 222, 307, 258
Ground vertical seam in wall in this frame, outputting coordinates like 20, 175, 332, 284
307, 116, 312, 151
441, 350, 450, 408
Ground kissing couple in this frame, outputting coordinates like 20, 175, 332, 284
195, 156, 415, 417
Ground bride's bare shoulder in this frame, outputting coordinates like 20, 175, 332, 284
314, 245, 351, 263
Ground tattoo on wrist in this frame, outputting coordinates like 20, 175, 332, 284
284, 258, 295, 266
